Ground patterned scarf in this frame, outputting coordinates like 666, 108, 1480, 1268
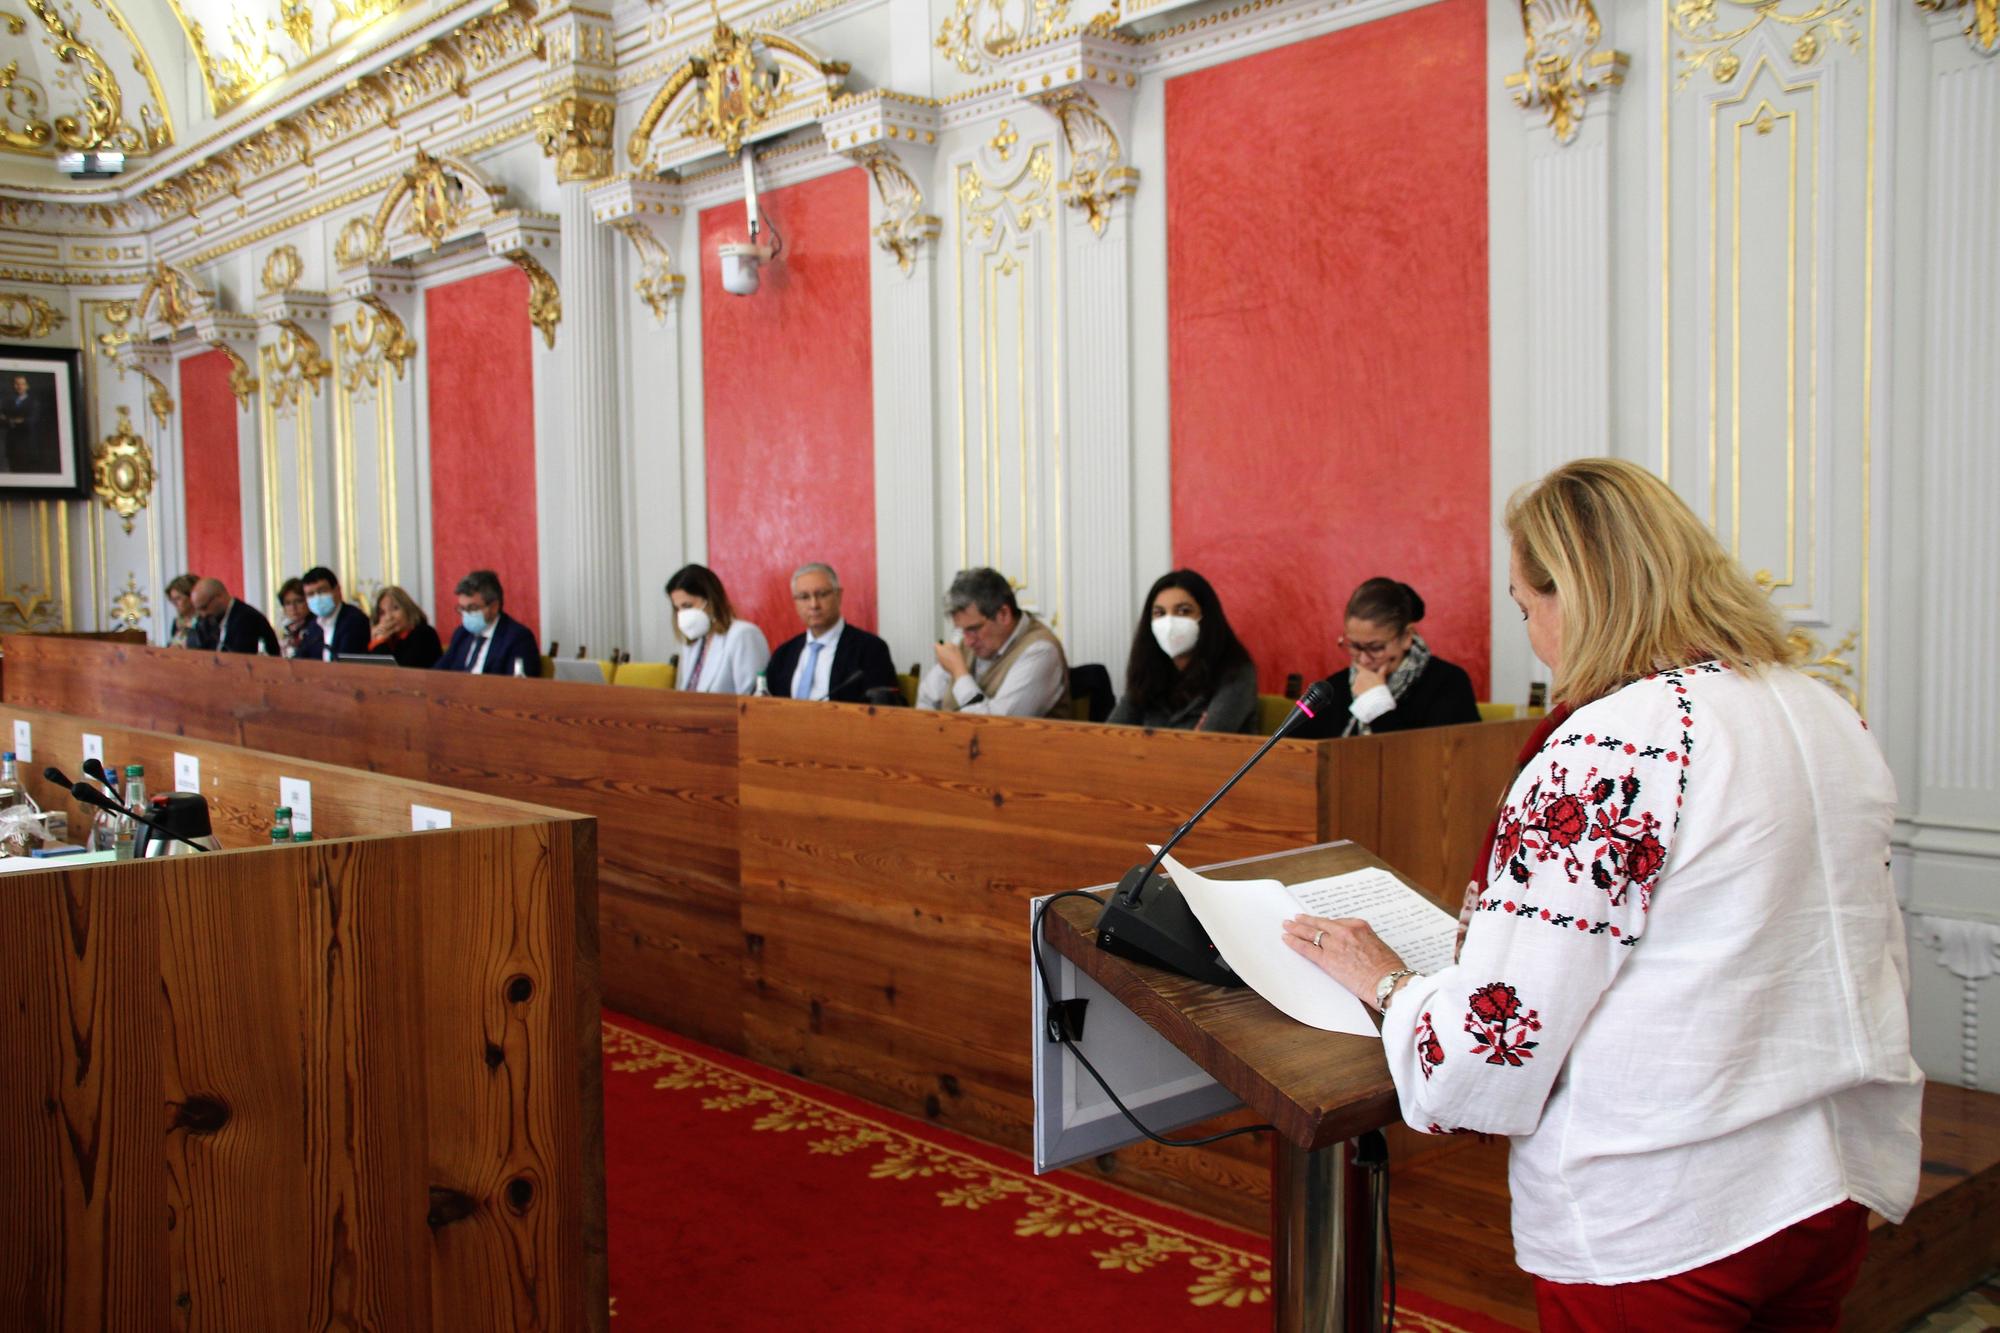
1342, 633, 1434, 737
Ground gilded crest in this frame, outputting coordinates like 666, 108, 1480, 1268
92, 405, 155, 535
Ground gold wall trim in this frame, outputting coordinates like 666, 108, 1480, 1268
0, 291, 66, 337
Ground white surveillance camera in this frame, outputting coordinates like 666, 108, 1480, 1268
718, 241, 774, 297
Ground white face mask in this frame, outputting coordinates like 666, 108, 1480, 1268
677, 606, 712, 641
1151, 613, 1201, 659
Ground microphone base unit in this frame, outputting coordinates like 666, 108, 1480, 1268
1092, 866, 1245, 989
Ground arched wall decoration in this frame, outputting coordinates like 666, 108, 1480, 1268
91, 404, 154, 534
363, 149, 510, 260
133, 259, 209, 333
626, 21, 849, 171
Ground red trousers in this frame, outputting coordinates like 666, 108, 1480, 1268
1535, 1201, 1871, 1332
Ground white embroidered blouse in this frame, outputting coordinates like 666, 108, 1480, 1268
1379, 662, 1923, 1285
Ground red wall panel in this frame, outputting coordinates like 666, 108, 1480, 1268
1166, 0, 1491, 697
179, 349, 245, 592
700, 167, 876, 646
425, 266, 540, 638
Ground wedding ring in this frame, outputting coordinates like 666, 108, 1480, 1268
1312, 930, 1324, 949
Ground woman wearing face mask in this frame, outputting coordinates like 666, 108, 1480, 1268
1293, 577, 1480, 739
275, 578, 310, 659
666, 563, 769, 694
367, 585, 443, 668
1105, 570, 1259, 733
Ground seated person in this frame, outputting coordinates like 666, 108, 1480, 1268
367, 585, 442, 668
1292, 577, 1479, 739
916, 567, 1070, 718
275, 577, 310, 658
666, 563, 769, 694
1106, 569, 1258, 733
164, 573, 199, 649
436, 569, 541, 676
187, 577, 280, 655
296, 565, 371, 660
765, 562, 897, 702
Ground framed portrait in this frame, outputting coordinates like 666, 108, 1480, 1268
0, 346, 88, 500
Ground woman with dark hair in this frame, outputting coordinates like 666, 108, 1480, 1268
1105, 570, 1259, 733
666, 563, 768, 694
1293, 577, 1480, 739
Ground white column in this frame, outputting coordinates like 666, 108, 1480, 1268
869, 226, 939, 670
544, 183, 629, 656
1523, 115, 1615, 473
1060, 192, 1136, 676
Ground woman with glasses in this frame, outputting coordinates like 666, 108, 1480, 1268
1293, 577, 1480, 739
665, 563, 769, 694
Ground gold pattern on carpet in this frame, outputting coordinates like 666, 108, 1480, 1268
603, 1021, 1272, 1311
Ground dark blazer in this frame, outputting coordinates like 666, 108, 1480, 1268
765, 623, 897, 701
1292, 656, 1481, 740
195, 599, 281, 656
298, 603, 372, 660
381, 622, 443, 669
436, 612, 541, 676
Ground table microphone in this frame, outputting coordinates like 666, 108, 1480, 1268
1091, 679, 1333, 986
43, 765, 74, 790
68, 781, 211, 853
82, 757, 115, 789
829, 669, 865, 701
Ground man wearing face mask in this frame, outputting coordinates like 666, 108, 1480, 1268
764, 562, 898, 702
295, 566, 372, 661
435, 568, 542, 676
915, 566, 1071, 718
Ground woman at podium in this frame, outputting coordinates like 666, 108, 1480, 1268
1283, 458, 1921, 1328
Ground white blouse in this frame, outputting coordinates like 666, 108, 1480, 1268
1380, 662, 1922, 1285
676, 618, 769, 695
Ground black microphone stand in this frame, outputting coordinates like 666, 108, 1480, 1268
69, 782, 211, 854
1091, 681, 1332, 985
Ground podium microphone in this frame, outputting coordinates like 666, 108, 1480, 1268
1092, 679, 1333, 986
81, 757, 115, 789
828, 669, 865, 701
69, 781, 211, 853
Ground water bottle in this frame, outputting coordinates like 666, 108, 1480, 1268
113, 764, 145, 859
0, 750, 35, 813
271, 805, 293, 844
89, 760, 120, 852
513, 656, 526, 677
752, 673, 771, 697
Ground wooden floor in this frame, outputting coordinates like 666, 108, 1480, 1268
1387, 1083, 2000, 1332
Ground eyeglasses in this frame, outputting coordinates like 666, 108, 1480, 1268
1338, 636, 1398, 657
792, 588, 838, 603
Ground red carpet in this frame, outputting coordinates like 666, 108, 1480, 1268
603, 1011, 1515, 1331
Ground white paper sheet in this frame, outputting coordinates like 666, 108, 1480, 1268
1156, 851, 1377, 1036
1287, 868, 1460, 975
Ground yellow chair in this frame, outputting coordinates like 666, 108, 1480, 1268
612, 661, 675, 689
897, 671, 919, 706
539, 655, 555, 678
1257, 694, 1295, 733
1477, 701, 1519, 722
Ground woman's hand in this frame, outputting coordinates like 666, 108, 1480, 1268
1353, 664, 1388, 694
1282, 914, 1406, 1004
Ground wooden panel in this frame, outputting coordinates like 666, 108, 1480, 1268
0, 817, 604, 1332
1369, 719, 1535, 910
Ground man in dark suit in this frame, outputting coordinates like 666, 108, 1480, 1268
295, 565, 372, 660
1, 374, 53, 473
435, 568, 541, 676
188, 577, 281, 655
765, 561, 897, 702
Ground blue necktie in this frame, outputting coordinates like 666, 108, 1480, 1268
800, 639, 823, 699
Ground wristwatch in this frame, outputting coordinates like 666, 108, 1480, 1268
1374, 968, 1421, 1013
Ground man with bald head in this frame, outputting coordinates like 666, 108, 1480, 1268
187, 577, 281, 655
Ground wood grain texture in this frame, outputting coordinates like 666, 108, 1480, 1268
0, 712, 605, 1331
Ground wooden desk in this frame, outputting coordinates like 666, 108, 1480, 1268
0, 634, 1533, 1232
0, 709, 605, 1332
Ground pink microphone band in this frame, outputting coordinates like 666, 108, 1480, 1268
1296, 699, 1317, 719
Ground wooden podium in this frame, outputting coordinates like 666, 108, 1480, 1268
1041, 841, 1414, 1333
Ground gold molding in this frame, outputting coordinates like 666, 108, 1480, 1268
853, 146, 940, 273
91, 404, 154, 534
936, 0, 1119, 75
533, 94, 615, 184
627, 21, 850, 166
106, 570, 147, 629
1029, 89, 1136, 235
262, 243, 305, 293
605, 217, 684, 321
333, 295, 413, 390
501, 249, 560, 349
1508, 0, 1628, 144
131, 364, 175, 427
1915, 0, 2000, 52
0, 0, 174, 157
264, 319, 331, 408
135, 258, 206, 330
1670, 0, 1863, 87
0, 291, 65, 338
218, 344, 259, 406
168, 0, 412, 116
368, 148, 507, 254
331, 297, 406, 586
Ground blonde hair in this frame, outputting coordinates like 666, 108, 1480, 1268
371, 584, 427, 629
1505, 458, 1794, 705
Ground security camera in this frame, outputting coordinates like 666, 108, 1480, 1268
718, 241, 774, 296
55, 150, 124, 179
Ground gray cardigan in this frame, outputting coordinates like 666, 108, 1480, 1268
1105, 658, 1260, 734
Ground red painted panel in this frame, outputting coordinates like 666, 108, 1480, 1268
1166, 0, 1492, 697
700, 167, 876, 645
179, 349, 245, 592
425, 266, 539, 638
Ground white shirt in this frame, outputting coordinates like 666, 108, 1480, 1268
678, 618, 770, 695
1380, 662, 1921, 1284
1350, 682, 1396, 724
789, 619, 845, 701
915, 618, 1066, 717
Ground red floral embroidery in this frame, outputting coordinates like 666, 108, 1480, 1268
1490, 756, 1670, 910
1416, 1012, 1444, 1081
1465, 982, 1541, 1067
